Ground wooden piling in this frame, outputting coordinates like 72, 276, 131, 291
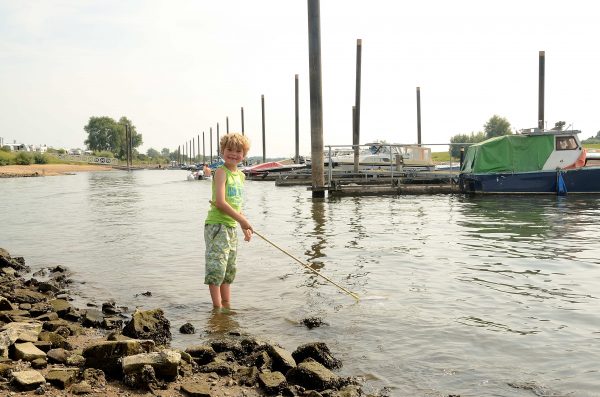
217, 123, 220, 156
538, 51, 545, 130
307, 0, 325, 198
210, 127, 213, 163
354, 39, 362, 172
241, 107, 245, 136
226, 116, 229, 134
261, 94, 266, 163
295, 74, 300, 164
202, 132, 205, 164
416, 87, 422, 145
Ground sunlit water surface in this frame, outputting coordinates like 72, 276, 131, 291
1, 170, 599, 396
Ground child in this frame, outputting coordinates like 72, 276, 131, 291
204, 133, 253, 309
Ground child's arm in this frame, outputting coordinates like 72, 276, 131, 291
213, 168, 253, 240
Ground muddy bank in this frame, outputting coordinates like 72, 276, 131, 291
0, 247, 392, 397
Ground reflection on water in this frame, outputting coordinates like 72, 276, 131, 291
206, 309, 240, 335
1, 172, 600, 396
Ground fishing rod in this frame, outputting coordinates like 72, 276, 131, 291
253, 230, 360, 301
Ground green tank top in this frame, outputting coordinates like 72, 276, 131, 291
205, 165, 245, 228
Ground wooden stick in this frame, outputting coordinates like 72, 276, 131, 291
254, 231, 360, 301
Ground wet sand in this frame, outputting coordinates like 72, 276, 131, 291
0, 164, 114, 177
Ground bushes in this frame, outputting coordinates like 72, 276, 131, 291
15, 151, 32, 165
33, 152, 48, 164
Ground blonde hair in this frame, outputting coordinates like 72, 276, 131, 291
220, 133, 250, 156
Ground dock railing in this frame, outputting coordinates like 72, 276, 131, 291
324, 142, 470, 188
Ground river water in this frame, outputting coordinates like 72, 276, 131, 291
1, 170, 599, 396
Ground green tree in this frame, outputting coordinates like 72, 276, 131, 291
449, 131, 486, 158
551, 121, 566, 131
84, 116, 143, 159
147, 148, 160, 158
484, 115, 512, 138
161, 148, 170, 157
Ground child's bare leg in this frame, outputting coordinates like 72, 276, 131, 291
209, 285, 222, 308
220, 284, 231, 308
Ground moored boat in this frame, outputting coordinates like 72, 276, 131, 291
459, 128, 600, 194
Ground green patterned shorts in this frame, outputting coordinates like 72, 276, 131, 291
204, 223, 238, 285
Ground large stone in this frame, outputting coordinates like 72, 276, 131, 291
259, 371, 287, 394
122, 349, 181, 380
185, 345, 216, 365
13, 342, 47, 361
1, 321, 43, 343
47, 348, 71, 364
285, 359, 340, 391
82, 309, 104, 328
11, 370, 45, 390
38, 330, 72, 350
83, 340, 147, 378
268, 345, 296, 373
292, 342, 342, 369
46, 368, 78, 389
122, 308, 171, 346
49, 299, 73, 317
12, 288, 46, 304
0, 296, 13, 311
43, 319, 72, 332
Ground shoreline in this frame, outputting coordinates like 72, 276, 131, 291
0, 248, 381, 397
0, 164, 114, 178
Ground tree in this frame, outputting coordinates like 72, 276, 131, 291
484, 115, 512, 138
84, 116, 143, 159
551, 121, 566, 131
161, 148, 170, 157
449, 131, 486, 158
147, 148, 160, 158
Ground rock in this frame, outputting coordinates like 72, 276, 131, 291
81, 309, 104, 328
0, 296, 13, 311
71, 381, 93, 395
184, 345, 216, 365
12, 288, 46, 304
46, 348, 71, 364
331, 385, 362, 397
37, 281, 60, 294
302, 317, 326, 329
82, 368, 106, 388
66, 353, 86, 367
83, 340, 147, 378
180, 381, 213, 397
286, 359, 340, 391
235, 366, 259, 386
31, 358, 47, 369
180, 322, 195, 334
49, 299, 73, 317
11, 370, 45, 391
46, 368, 78, 389
197, 359, 236, 376
33, 340, 53, 352
38, 330, 72, 350
292, 342, 342, 369
101, 300, 119, 315
123, 364, 165, 390
43, 319, 72, 332
258, 371, 287, 394
210, 338, 244, 358
0, 362, 13, 376
34, 312, 59, 322
14, 342, 47, 361
122, 349, 181, 380
1, 321, 43, 343
122, 308, 171, 346
268, 345, 296, 373
101, 316, 123, 330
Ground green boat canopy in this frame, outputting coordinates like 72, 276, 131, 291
461, 134, 555, 173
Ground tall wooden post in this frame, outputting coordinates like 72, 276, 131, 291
416, 87, 422, 145
125, 124, 131, 171
202, 132, 205, 163
178, 145, 181, 166
210, 128, 213, 163
197, 134, 200, 163
538, 50, 545, 130
261, 94, 266, 163
226, 117, 229, 134
352, 106, 358, 172
241, 107, 245, 136
354, 38, 362, 173
216, 123, 220, 157
307, 0, 325, 197
295, 74, 300, 164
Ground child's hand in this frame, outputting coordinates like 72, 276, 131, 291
240, 220, 253, 242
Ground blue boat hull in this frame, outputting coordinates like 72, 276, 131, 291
459, 167, 600, 194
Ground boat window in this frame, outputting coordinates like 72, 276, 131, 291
556, 136, 578, 150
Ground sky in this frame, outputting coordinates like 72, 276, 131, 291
1, 0, 599, 158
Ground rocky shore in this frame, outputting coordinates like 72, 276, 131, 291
0, 164, 114, 178
0, 248, 383, 397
